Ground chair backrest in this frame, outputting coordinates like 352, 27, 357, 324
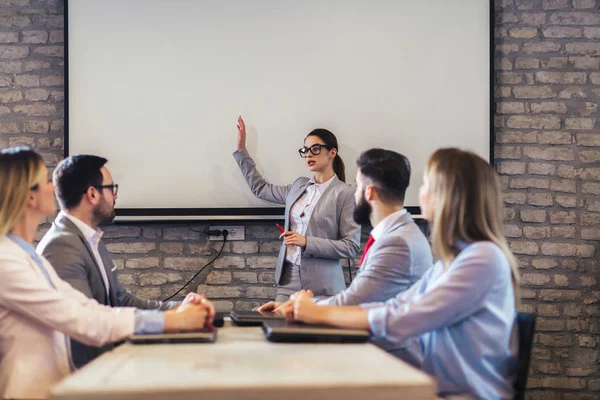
513, 312, 536, 400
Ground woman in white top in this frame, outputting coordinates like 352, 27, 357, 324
234, 117, 360, 302
289, 148, 520, 399
0, 147, 215, 399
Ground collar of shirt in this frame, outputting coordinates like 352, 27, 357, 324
60, 211, 104, 246
308, 173, 336, 191
370, 208, 408, 241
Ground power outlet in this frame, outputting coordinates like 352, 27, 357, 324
209, 226, 245, 241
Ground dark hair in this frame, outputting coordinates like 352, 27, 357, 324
305, 129, 345, 182
356, 148, 411, 204
53, 155, 108, 210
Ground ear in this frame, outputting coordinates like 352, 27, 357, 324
25, 191, 37, 209
364, 185, 376, 202
85, 186, 99, 205
329, 147, 337, 159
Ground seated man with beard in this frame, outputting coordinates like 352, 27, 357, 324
259, 148, 433, 367
38, 155, 186, 368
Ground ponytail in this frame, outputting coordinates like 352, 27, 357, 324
333, 154, 345, 182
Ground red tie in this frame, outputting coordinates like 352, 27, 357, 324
359, 235, 375, 267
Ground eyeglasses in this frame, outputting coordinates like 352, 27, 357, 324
95, 183, 119, 196
298, 144, 333, 158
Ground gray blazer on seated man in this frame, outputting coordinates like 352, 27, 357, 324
37, 155, 179, 368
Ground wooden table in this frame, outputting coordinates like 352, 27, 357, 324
51, 323, 436, 400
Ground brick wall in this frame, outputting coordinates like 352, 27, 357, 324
0, 0, 598, 398
494, 0, 599, 398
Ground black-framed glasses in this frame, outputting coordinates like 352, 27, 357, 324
95, 183, 119, 196
298, 144, 333, 158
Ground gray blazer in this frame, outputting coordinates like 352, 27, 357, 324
233, 149, 361, 296
318, 211, 432, 368
37, 213, 177, 367
317, 211, 432, 306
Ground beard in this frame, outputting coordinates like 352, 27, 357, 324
93, 198, 116, 226
353, 191, 372, 225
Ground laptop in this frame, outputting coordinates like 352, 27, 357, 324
262, 320, 370, 343
230, 310, 286, 326
129, 328, 217, 344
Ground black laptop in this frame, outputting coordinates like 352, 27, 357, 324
129, 328, 217, 344
230, 310, 286, 326
262, 320, 370, 343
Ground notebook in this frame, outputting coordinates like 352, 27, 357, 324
230, 310, 286, 326
262, 320, 370, 343
129, 328, 217, 344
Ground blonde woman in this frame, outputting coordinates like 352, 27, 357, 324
0, 147, 214, 399
290, 148, 520, 400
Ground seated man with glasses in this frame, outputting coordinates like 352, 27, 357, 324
37, 155, 188, 368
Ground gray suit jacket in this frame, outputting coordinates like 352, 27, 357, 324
317, 211, 432, 306
233, 149, 361, 296
37, 213, 177, 367
318, 211, 433, 368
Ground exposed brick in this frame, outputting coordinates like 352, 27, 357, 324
531, 103, 567, 114
233, 271, 258, 283
13, 104, 57, 117
577, 244, 596, 257
521, 12, 547, 24
32, 45, 63, 57
524, 226, 550, 238
0, 90, 22, 103
504, 224, 523, 238
536, 362, 562, 374
510, 178, 550, 189
542, 26, 582, 38
498, 72, 523, 84
541, 378, 586, 389
503, 192, 527, 204
523, 42, 561, 53
558, 87, 587, 99
211, 300, 234, 312
164, 257, 210, 271
522, 273, 551, 286
23, 120, 48, 133
495, 146, 521, 159
125, 257, 159, 270
532, 348, 552, 360
106, 242, 155, 254
188, 242, 213, 256
551, 179, 576, 193
515, 57, 540, 69
542, 0, 568, 9
497, 43, 520, 54
551, 226, 576, 238
535, 71, 587, 84
22, 30, 47, 44
583, 26, 600, 38
513, 86, 556, 99
163, 228, 200, 240
573, 0, 597, 7
579, 150, 600, 163
117, 274, 136, 286
498, 161, 526, 175
196, 284, 242, 298
49, 30, 63, 43
527, 192, 554, 206
581, 228, 600, 240
14, 74, 39, 87
139, 272, 169, 286
537, 318, 565, 331
549, 211, 576, 224
159, 242, 184, 254
0, 45, 28, 59
507, 115, 561, 129
528, 162, 556, 175
554, 274, 569, 286
581, 276, 597, 287
231, 241, 258, 254
258, 272, 275, 284
246, 256, 278, 269
581, 212, 600, 225
509, 240, 539, 255
570, 56, 600, 69
213, 256, 245, 269
541, 242, 577, 256
532, 259, 558, 269
496, 102, 525, 114
566, 368, 596, 377
565, 117, 596, 130
538, 333, 573, 346
565, 42, 600, 56
245, 286, 277, 299
509, 27, 538, 38
40, 74, 62, 86
206, 271, 232, 284
24, 88, 49, 101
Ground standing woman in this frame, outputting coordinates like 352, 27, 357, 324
234, 117, 360, 302
0, 147, 213, 399
290, 148, 520, 399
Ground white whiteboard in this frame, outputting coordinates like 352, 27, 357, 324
67, 0, 490, 218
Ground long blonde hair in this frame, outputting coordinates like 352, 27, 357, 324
0, 147, 46, 236
425, 148, 520, 303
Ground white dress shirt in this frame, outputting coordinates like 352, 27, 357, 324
286, 174, 336, 265
369, 208, 408, 241
61, 211, 111, 298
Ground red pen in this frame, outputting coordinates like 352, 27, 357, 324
276, 223, 285, 234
